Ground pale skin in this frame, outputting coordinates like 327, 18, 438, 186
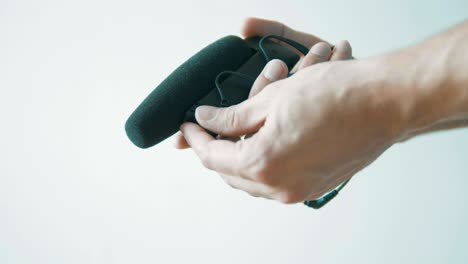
174, 17, 468, 204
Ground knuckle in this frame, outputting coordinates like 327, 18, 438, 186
235, 141, 279, 185
252, 166, 270, 183
238, 144, 278, 185
250, 159, 276, 185
303, 55, 318, 66
226, 107, 240, 130
278, 22, 287, 37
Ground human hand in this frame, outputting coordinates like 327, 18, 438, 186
173, 19, 468, 205
177, 53, 409, 203
174, 17, 353, 148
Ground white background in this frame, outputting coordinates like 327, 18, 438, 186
1, 0, 468, 263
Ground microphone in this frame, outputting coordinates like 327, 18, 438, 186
125, 35, 301, 149
125, 36, 253, 148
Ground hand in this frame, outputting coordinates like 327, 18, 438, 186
179, 58, 405, 203
176, 19, 468, 205
174, 17, 353, 148
174, 18, 357, 203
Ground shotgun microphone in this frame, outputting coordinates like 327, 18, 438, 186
125, 35, 301, 148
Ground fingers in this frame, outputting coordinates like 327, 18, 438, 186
330, 40, 353, 61
297, 42, 332, 71
173, 128, 242, 150
249, 59, 288, 98
194, 90, 270, 137
175, 59, 286, 150
180, 122, 246, 177
241, 17, 328, 48
180, 123, 273, 198
245, 60, 287, 140
291, 41, 351, 73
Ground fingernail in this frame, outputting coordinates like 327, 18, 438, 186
310, 42, 332, 58
196, 106, 217, 121
264, 60, 284, 81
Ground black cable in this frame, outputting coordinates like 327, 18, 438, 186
259, 34, 310, 61
214, 71, 255, 106
304, 179, 351, 209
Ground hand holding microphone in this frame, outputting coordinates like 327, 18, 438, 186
176, 18, 367, 204
125, 17, 357, 207
174, 18, 353, 149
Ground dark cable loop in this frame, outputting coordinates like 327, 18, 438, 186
214, 35, 309, 106
214, 71, 255, 106
259, 34, 310, 62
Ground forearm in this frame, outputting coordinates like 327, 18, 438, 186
374, 20, 468, 140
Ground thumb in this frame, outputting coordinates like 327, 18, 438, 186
195, 93, 269, 136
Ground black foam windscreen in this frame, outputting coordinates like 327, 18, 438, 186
125, 36, 253, 148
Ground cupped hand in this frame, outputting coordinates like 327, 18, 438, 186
168, 19, 468, 204
179, 58, 405, 203
174, 17, 353, 149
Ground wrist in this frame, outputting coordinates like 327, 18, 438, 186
349, 56, 418, 143
368, 34, 468, 141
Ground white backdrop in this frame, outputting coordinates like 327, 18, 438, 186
1, 0, 468, 263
